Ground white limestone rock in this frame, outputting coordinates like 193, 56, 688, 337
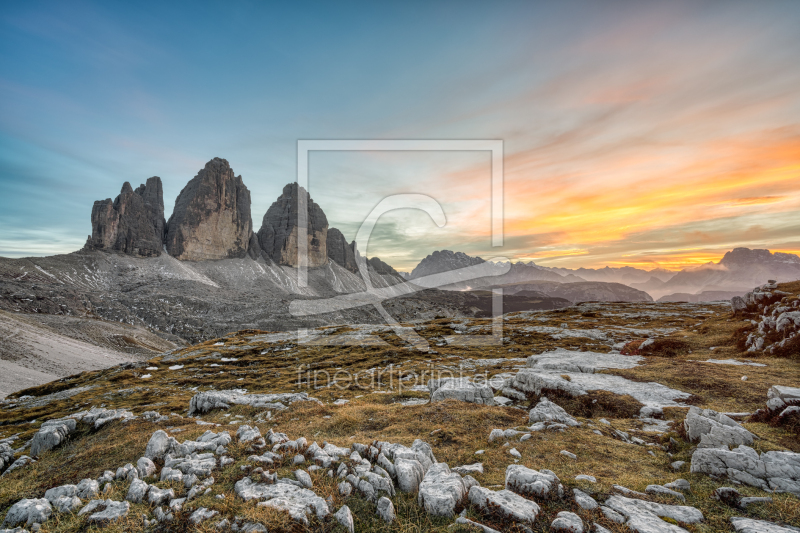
294, 469, 313, 489
646, 484, 686, 502
417, 463, 467, 517
188, 390, 317, 415
690, 445, 800, 495
730, 517, 800, 533
512, 370, 587, 397
237, 425, 263, 444
76, 479, 99, 500
125, 479, 149, 504
30, 419, 77, 458
145, 430, 176, 460
573, 488, 598, 510
453, 463, 484, 475
234, 477, 330, 524
527, 348, 641, 373
394, 457, 425, 493
468, 486, 539, 523
44, 485, 77, 506
506, 464, 561, 499
551, 511, 584, 533
376, 496, 395, 523
164, 452, 217, 477
148, 487, 175, 506
768, 385, 800, 403
604, 495, 703, 531
137, 457, 156, 478
1, 499, 51, 528
455, 516, 502, 533
528, 398, 580, 427
428, 378, 495, 405
334, 505, 354, 533
189, 508, 218, 524
684, 407, 755, 449
53, 496, 82, 513
79, 500, 130, 525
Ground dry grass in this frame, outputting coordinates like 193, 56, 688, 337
1, 298, 799, 531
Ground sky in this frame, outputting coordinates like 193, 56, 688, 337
1, 0, 799, 272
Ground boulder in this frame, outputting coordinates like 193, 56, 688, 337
730, 517, 800, 533
257, 183, 328, 267
417, 464, 467, 517
165, 158, 253, 261
551, 511, 584, 533
144, 430, 176, 460
376, 496, 395, 523
137, 457, 157, 478
1, 499, 52, 527
148, 487, 175, 506
690, 445, 800, 495
188, 508, 218, 524
78, 500, 130, 525
43, 485, 77, 506
428, 378, 495, 405
468, 486, 539, 523
512, 369, 587, 397
731, 296, 748, 313
30, 418, 77, 458
768, 385, 800, 403
76, 479, 99, 500
528, 398, 580, 427
573, 488, 598, 510
506, 464, 562, 499
327, 228, 357, 272
126, 479, 149, 504
188, 390, 315, 415
334, 505, 355, 533
646, 484, 685, 502
684, 407, 755, 448
86, 177, 165, 257
394, 457, 425, 493
604, 495, 703, 531
234, 477, 330, 524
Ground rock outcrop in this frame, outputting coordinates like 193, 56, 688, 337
257, 183, 328, 268
368, 257, 400, 277
165, 158, 253, 261
327, 228, 357, 272
86, 177, 165, 257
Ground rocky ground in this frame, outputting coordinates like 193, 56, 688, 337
0, 283, 798, 532
0, 311, 179, 398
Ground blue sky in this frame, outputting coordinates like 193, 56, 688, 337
2, 1, 800, 270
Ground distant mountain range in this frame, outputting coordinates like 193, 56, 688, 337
402, 247, 800, 303
404, 250, 653, 303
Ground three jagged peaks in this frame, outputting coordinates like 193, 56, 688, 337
84, 157, 364, 271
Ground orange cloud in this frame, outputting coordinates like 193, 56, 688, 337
427, 129, 800, 271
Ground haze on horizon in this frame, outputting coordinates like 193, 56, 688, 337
1, 1, 799, 272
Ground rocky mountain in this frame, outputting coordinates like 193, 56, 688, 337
409, 250, 487, 279
84, 177, 165, 257
541, 265, 675, 285
257, 183, 328, 268
653, 248, 800, 300
493, 280, 653, 303
656, 290, 747, 303
326, 228, 357, 272
165, 158, 253, 261
405, 250, 650, 302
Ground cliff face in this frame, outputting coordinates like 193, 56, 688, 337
257, 183, 328, 268
86, 177, 165, 257
327, 228, 357, 272
165, 158, 253, 261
